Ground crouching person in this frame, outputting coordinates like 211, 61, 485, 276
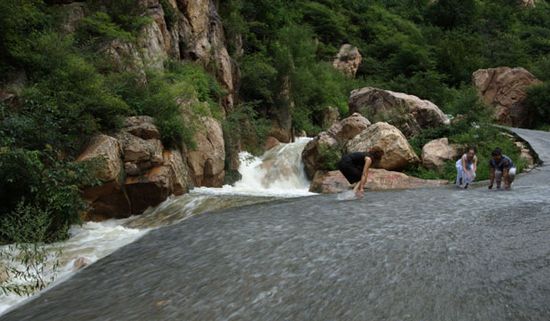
489, 148, 517, 190
337, 147, 384, 198
456, 147, 477, 189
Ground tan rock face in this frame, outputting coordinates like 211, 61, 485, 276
366, 169, 448, 190
349, 87, 449, 137
332, 44, 362, 77
421, 138, 461, 170
77, 135, 123, 182
334, 112, 371, 141
125, 116, 161, 140
302, 113, 370, 179
187, 117, 225, 187
264, 136, 281, 151
322, 106, 340, 129
79, 117, 191, 220
173, 0, 237, 111
521, 0, 537, 7
302, 132, 340, 179
346, 122, 419, 171
473, 67, 541, 127
309, 170, 350, 194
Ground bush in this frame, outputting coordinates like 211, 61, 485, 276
525, 82, 550, 129
0, 147, 99, 244
317, 144, 342, 171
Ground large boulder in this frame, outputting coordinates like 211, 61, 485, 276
77, 134, 123, 182
472, 67, 541, 127
332, 44, 362, 78
187, 117, 226, 187
302, 113, 371, 179
349, 87, 450, 137
77, 135, 130, 220
78, 117, 192, 220
302, 132, 339, 179
421, 138, 461, 170
346, 122, 420, 171
329, 112, 371, 142
309, 170, 351, 194
366, 169, 448, 190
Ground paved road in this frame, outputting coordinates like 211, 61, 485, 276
2, 128, 550, 321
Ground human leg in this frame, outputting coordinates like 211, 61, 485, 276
495, 170, 503, 188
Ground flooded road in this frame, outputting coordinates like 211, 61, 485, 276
1, 129, 550, 321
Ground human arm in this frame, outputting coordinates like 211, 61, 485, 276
356, 157, 373, 193
489, 167, 495, 189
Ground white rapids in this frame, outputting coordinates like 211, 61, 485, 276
0, 137, 314, 315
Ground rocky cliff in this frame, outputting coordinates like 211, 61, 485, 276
54, 0, 239, 219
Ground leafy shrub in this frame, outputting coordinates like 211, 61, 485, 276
0, 147, 99, 244
317, 144, 343, 171
1, 202, 61, 296
525, 82, 550, 129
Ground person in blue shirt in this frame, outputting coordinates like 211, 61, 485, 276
488, 148, 516, 190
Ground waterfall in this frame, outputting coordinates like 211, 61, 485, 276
195, 137, 314, 197
0, 138, 314, 315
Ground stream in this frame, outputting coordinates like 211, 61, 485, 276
1, 129, 550, 320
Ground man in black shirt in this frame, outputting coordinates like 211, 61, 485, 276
338, 147, 384, 197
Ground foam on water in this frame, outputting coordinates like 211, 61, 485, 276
195, 137, 315, 197
0, 138, 315, 315
0, 220, 147, 315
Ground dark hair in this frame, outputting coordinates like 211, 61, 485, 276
491, 147, 502, 157
468, 146, 477, 153
368, 146, 384, 161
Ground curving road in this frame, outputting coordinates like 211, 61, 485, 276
2, 128, 550, 321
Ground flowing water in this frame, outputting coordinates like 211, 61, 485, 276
0, 138, 313, 315
2, 130, 550, 321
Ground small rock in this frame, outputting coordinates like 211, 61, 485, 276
73, 257, 91, 271
333, 44, 362, 77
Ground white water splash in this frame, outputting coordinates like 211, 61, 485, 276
0, 138, 314, 315
195, 137, 314, 197
0, 220, 147, 315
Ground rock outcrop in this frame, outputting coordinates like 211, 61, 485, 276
349, 87, 450, 137
309, 169, 448, 193
187, 117, 225, 187
366, 169, 448, 190
421, 138, 461, 170
302, 113, 370, 179
93, 0, 237, 112
302, 131, 340, 179
346, 122, 419, 171
473, 67, 541, 127
78, 117, 191, 220
309, 170, 350, 194
322, 106, 340, 129
521, 0, 537, 7
332, 44, 362, 78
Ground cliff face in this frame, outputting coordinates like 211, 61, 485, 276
98, 0, 237, 113
56, 0, 239, 219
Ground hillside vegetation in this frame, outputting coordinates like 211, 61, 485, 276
1, 0, 549, 242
